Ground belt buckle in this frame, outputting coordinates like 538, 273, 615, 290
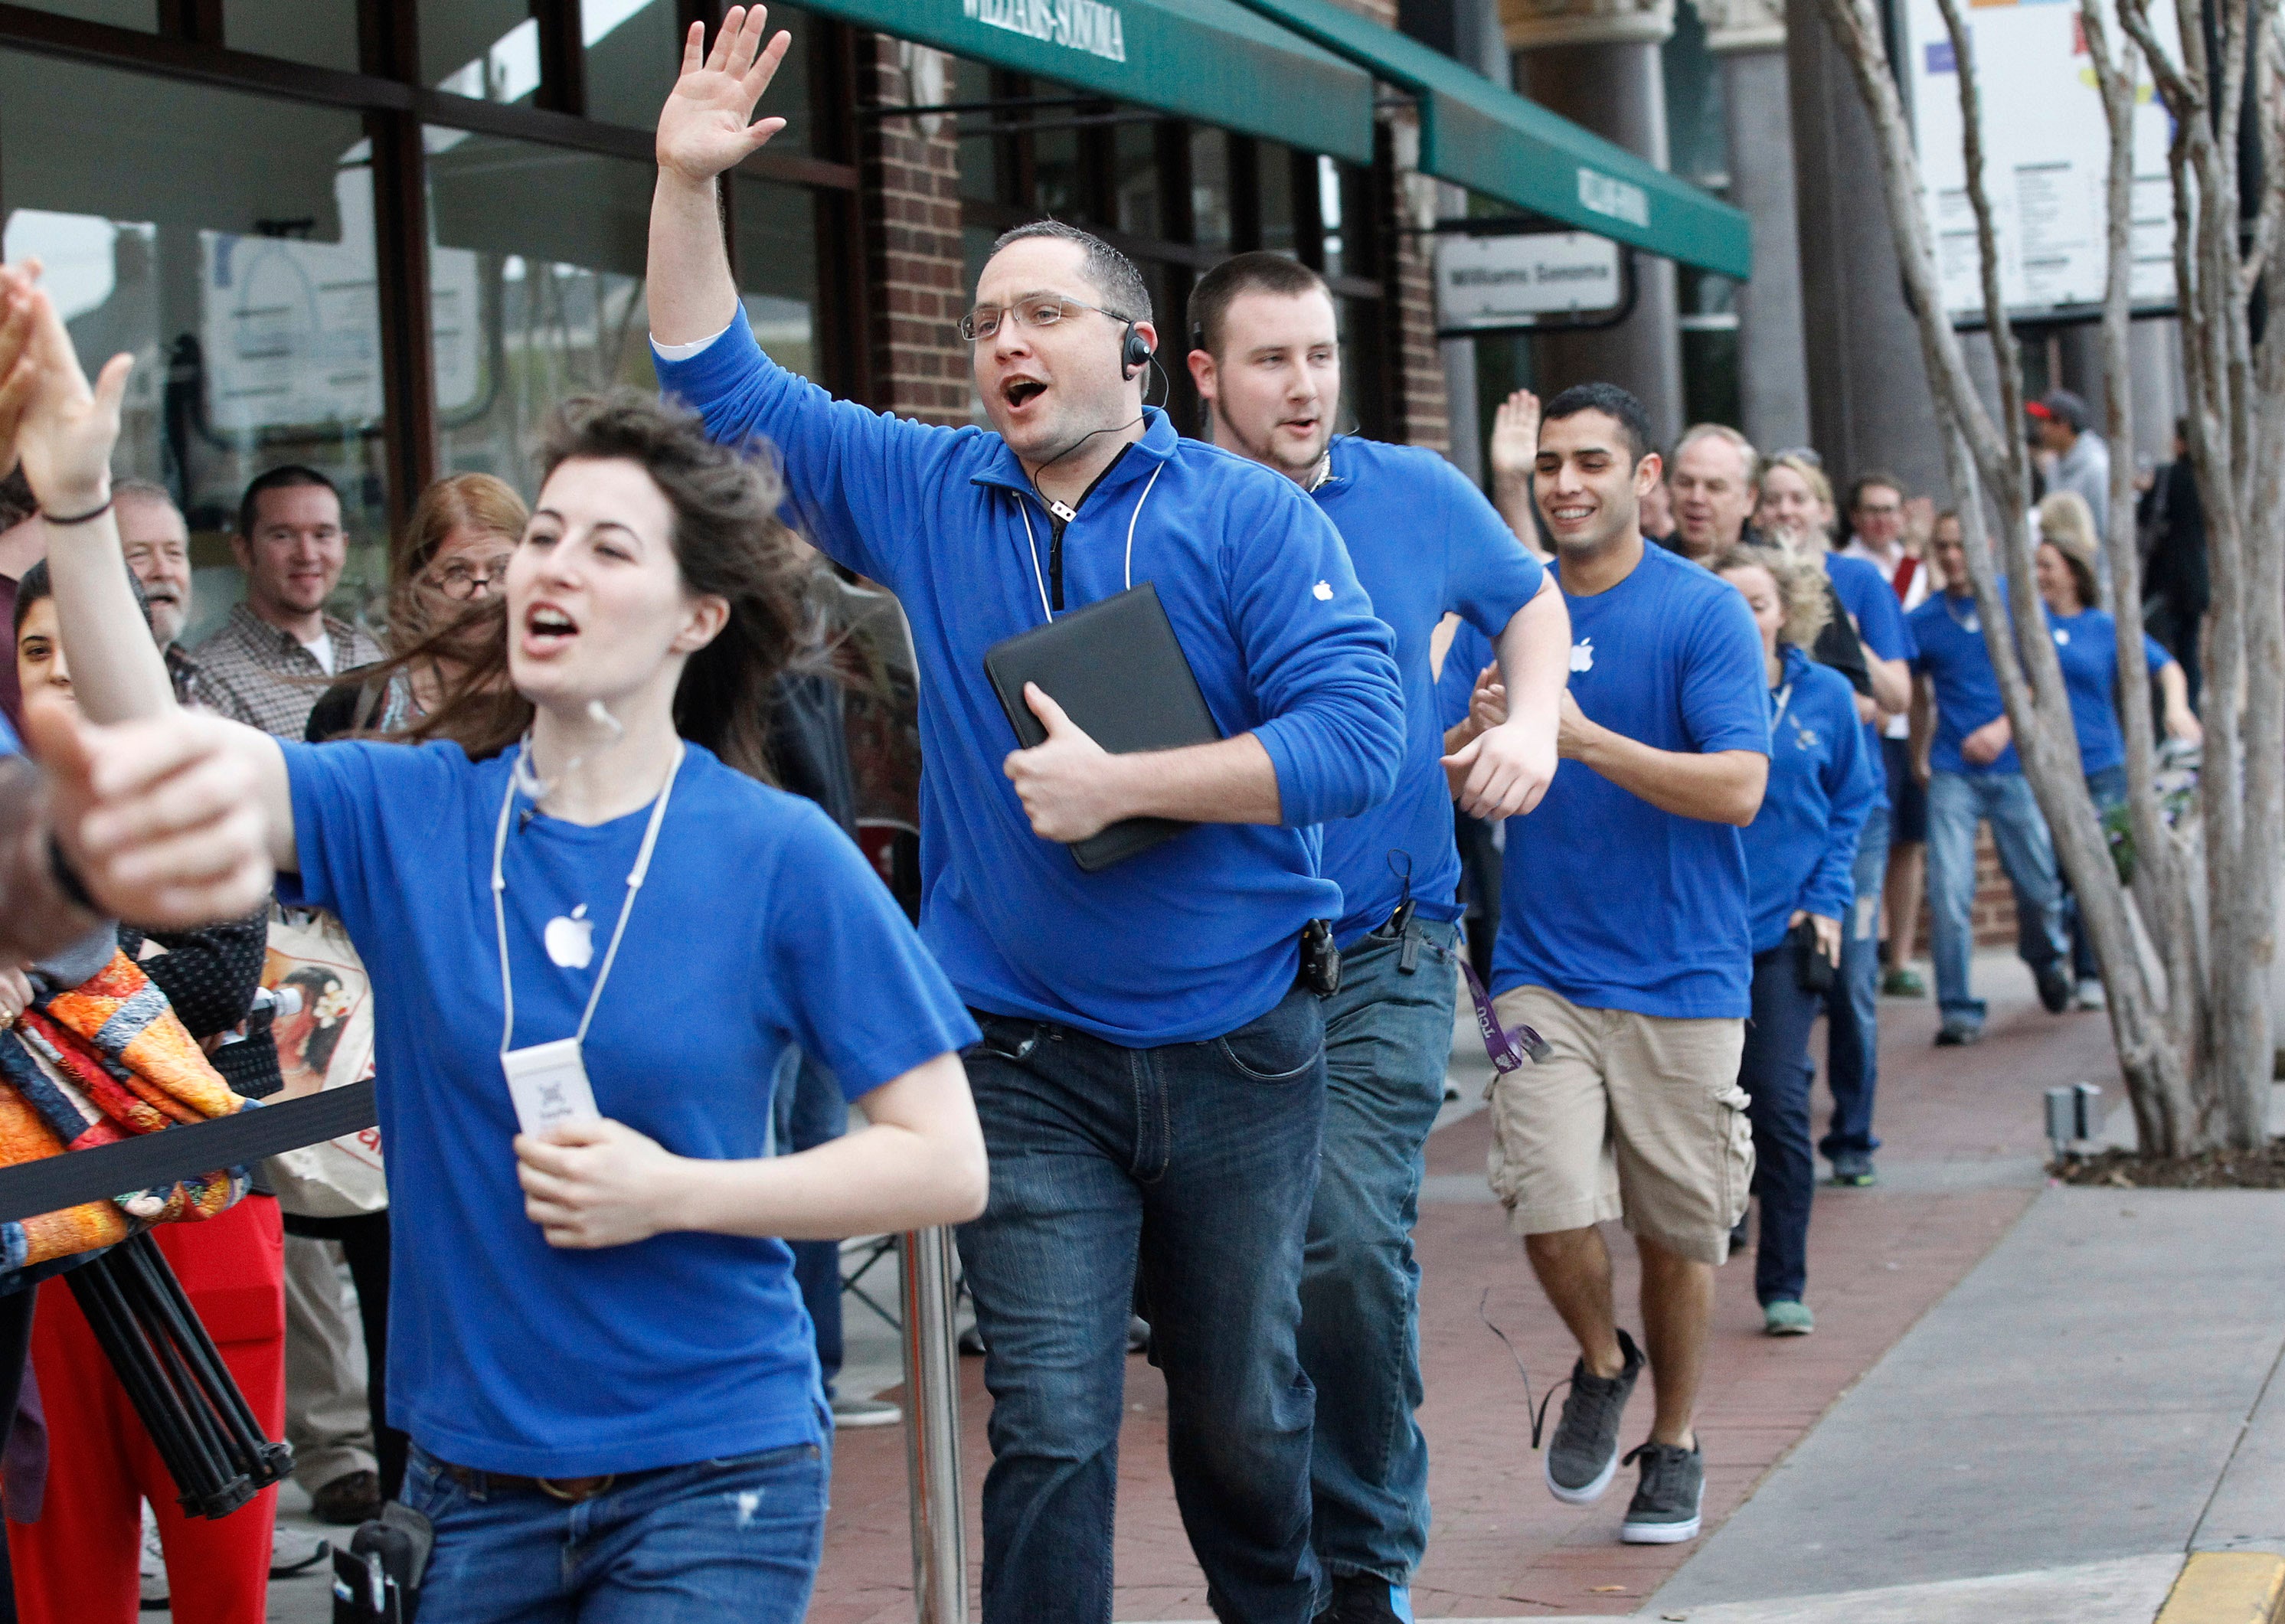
536, 1474, 614, 1503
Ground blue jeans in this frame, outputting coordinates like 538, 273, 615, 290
400, 1439, 830, 1624
2068, 764, 2130, 985
1301, 917, 1460, 1587
956, 986, 1328, 1624
1742, 943, 1822, 1305
1821, 799, 1888, 1160
772, 1051, 848, 1397
1925, 770, 2070, 1026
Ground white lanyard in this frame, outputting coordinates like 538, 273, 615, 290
1016, 462, 1167, 623
491, 740, 684, 1054
1770, 680, 1795, 733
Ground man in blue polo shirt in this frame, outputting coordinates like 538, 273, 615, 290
1485, 383, 1769, 1547
645, 20, 1402, 1622
1187, 254, 1568, 1624
1907, 512, 2072, 1043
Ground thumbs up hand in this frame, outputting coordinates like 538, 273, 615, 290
1004, 682, 1122, 844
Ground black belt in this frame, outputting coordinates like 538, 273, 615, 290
0, 1081, 378, 1225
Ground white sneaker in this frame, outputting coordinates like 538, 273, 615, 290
270, 1520, 331, 1578
2074, 979, 2107, 1010
139, 1501, 167, 1610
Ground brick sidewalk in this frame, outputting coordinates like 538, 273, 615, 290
807, 962, 2120, 1622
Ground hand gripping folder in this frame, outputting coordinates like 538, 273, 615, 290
984, 583, 1223, 872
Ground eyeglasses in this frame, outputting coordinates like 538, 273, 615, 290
432, 560, 508, 600
957, 293, 1127, 342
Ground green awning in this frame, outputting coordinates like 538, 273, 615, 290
1226, 0, 1752, 280
803, 0, 1377, 166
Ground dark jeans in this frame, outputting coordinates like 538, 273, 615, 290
771, 1051, 849, 1398
401, 1439, 829, 1624
2068, 764, 2130, 986
1301, 917, 1460, 1586
1741, 943, 1822, 1306
1822, 799, 1888, 1161
957, 987, 1328, 1624
283, 1207, 403, 1498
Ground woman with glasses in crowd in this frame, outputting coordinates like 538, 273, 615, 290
1714, 544, 1880, 1338
3, 263, 988, 1624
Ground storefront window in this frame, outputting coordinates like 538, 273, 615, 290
1114, 122, 1161, 240
424, 0, 542, 102
17, 0, 153, 27
1257, 142, 1297, 257
1319, 155, 1348, 279
582, 0, 816, 149
425, 127, 658, 495
1190, 128, 1231, 251
733, 175, 819, 383
224, 0, 360, 74
0, 50, 390, 641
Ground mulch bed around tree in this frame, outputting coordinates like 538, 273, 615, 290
2052, 1141, 2285, 1189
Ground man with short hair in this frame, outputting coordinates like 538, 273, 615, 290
1907, 513, 2074, 1043
1664, 423, 1760, 564
190, 466, 381, 740
113, 479, 205, 705
1488, 382, 1768, 1544
646, 18, 1404, 1620
2029, 389, 2111, 548
1188, 253, 1567, 1622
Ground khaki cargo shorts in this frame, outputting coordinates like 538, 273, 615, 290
1486, 984, 1751, 1266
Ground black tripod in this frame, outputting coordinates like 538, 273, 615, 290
64, 1231, 293, 1519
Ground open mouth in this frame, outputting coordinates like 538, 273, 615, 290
1002, 377, 1048, 409
525, 604, 578, 645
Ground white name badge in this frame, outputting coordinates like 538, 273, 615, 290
501, 1037, 601, 1138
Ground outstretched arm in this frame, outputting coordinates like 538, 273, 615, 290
1441, 575, 1567, 819
649, 6, 789, 346
2, 265, 296, 876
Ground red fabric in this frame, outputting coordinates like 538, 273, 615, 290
1892, 555, 1920, 602
6, 1197, 285, 1624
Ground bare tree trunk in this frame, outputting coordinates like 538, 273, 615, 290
1812, 0, 2198, 1150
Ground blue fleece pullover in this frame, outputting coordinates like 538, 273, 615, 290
656, 319, 1402, 1046
1741, 645, 1882, 953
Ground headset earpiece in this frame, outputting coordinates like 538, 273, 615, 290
1121, 322, 1152, 381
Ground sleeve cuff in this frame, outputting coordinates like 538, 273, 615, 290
649, 305, 744, 363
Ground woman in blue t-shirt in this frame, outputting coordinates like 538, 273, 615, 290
12, 283, 988, 1623
1713, 548, 1879, 1339
2032, 513, 2201, 1006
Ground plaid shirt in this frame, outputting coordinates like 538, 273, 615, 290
190, 603, 385, 740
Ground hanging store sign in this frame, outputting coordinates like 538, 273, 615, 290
1434, 230, 1625, 331
1902, 0, 2177, 322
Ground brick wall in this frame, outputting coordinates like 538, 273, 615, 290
853, 37, 970, 426
1907, 826, 2025, 956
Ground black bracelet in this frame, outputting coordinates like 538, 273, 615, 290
41, 495, 114, 527
45, 832, 99, 915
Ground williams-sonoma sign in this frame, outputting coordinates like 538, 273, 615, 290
963, 0, 1129, 62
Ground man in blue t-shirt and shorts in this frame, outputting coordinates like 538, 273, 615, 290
1482, 384, 1770, 1544
644, 18, 1404, 1622
1187, 254, 1570, 1623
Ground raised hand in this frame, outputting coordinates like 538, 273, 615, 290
656, 5, 793, 185
10, 276, 130, 516
0, 266, 37, 480
1488, 389, 1541, 482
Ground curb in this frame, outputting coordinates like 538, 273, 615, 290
2156, 1554, 2285, 1624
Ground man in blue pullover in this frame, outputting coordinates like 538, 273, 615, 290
1185, 253, 1567, 1624
645, 17, 1403, 1622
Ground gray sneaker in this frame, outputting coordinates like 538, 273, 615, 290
1542, 1328, 1644, 1505
1620, 1440, 1705, 1543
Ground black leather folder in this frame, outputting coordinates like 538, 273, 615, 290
984, 582, 1224, 872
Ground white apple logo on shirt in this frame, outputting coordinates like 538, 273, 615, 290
1571, 638, 1595, 674
544, 903, 595, 969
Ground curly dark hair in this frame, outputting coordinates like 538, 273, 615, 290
397, 390, 806, 782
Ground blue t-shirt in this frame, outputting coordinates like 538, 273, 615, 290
1313, 437, 1545, 946
2047, 607, 2170, 775
657, 320, 1402, 1046
1493, 543, 1770, 1018
1825, 551, 1915, 793
277, 738, 978, 1479
1741, 645, 1882, 953
1909, 589, 2017, 775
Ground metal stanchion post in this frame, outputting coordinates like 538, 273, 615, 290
898, 1227, 969, 1624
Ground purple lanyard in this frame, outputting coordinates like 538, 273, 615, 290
1460, 960, 1551, 1072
